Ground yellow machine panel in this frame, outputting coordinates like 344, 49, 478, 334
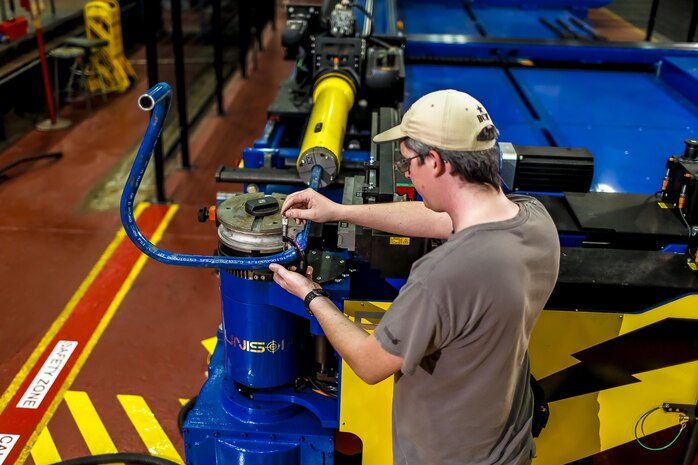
339, 297, 698, 464
340, 301, 394, 465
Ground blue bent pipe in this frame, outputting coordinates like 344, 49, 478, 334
120, 83, 323, 270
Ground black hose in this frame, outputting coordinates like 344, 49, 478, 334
177, 395, 197, 434
0, 152, 62, 183
50, 453, 182, 465
350, 2, 373, 37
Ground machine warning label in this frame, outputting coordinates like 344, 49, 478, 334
17, 340, 78, 409
390, 237, 410, 246
0, 434, 20, 465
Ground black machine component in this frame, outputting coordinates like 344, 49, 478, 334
281, 4, 321, 60
281, 1, 405, 104
660, 139, 698, 263
500, 142, 594, 193
312, 36, 365, 84
364, 46, 405, 105
364, 107, 401, 204
662, 139, 698, 224
555, 192, 688, 249
547, 248, 698, 312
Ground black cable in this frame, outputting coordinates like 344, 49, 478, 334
0, 152, 62, 183
306, 376, 338, 398
283, 235, 307, 276
350, 2, 373, 37
368, 36, 393, 49
634, 407, 688, 451
177, 395, 198, 434
50, 453, 182, 465
678, 208, 693, 239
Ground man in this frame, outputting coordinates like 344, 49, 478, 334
269, 89, 560, 465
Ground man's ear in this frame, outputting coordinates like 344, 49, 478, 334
429, 149, 448, 176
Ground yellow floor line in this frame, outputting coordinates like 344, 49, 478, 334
178, 398, 190, 407
14, 204, 180, 465
0, 202, 151, 417
201, 337, 217, 356
117, 394, 184, 464
64, 391, 119, 455
29, 428, 61, 465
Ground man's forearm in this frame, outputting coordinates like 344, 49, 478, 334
338, 201, 452, 239
309, 296, 402, 385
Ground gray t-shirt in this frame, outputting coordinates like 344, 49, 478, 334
374, 195, 560, 465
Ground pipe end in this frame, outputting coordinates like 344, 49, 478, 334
138, 95, 155, 111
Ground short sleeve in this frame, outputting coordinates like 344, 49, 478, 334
374, 279, 449, 375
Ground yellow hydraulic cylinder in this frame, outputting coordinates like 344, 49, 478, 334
297, 72, 356, 187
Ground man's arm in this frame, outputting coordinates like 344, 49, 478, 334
339, 201, 452, 239
308, 296, 403, 385
269, 264, 403, 385
281, 189, 452, 239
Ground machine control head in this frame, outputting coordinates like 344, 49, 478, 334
683, 138, 698, 161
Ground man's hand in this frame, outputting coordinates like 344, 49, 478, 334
281, 189, 341, 224
269, 263, 320, 300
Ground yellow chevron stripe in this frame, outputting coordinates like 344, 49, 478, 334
14, 204, 180, 465
201, 337, 217, 356
64, 391, 119, 455
30, 428, 61, 465
118, 394, 184, 464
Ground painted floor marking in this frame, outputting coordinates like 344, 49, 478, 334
28, 428, 60, 465
201, 337, 217, 357
0, 203, 179, 465
117, 395, 184, 464
64, 391, 119, 455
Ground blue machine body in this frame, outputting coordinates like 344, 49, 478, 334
404, 59, 698, 194
182, 334, 336, 465
222, 280, 300, 389
182, 273, 349, 465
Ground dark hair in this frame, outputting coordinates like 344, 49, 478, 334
404, 126, 501, 190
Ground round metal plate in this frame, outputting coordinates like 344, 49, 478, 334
216, 193, 293, 253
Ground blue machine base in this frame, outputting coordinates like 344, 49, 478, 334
183, 343, 336, 465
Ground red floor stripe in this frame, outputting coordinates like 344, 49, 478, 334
0, 204, 170, 465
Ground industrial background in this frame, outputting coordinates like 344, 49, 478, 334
0, 1, 697, 465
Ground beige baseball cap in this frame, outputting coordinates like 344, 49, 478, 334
373, 89, 497, 151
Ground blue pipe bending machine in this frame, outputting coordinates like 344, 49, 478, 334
121, 1, 698, 464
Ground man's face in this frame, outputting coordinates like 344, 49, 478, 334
397, 141, 421, 179
398, 141, 430, 207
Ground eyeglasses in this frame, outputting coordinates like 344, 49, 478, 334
393, 155, 422, 174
